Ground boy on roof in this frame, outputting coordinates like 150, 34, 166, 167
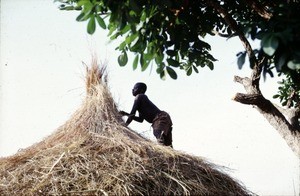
120, 82, 173, 147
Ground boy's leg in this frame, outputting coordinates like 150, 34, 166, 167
163, 127, 173, 147
153, 128, 173, 147
153, 129, 164, 144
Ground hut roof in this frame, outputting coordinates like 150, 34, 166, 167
0, 61, 253, 195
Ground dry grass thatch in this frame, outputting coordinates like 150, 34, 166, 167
0, 60, 254, 195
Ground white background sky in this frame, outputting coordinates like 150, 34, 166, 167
1, 1, 299, 195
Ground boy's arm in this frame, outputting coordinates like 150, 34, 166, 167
125, 114, 143, 125
119, 111, 143, 122
119, 111, 130, 116
119, 96, 144, 125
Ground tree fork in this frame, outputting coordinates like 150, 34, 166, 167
243, 0, 272, 20
207, 0, 300, 157
234, 74, 300, 157
206, 0, 262, 93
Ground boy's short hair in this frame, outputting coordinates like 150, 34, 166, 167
134, 82, 147, 93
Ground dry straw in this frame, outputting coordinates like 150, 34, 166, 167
0, 59, 254, 195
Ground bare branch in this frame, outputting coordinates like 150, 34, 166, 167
206, 0, 261, 93
233, 76, 243, 84
205, 1, 255, 60
243, 0, 272, 20
232, 93, 262, 105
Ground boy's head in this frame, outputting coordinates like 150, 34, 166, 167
132, 82, 147, 96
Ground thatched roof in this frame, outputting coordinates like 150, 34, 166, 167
0, 60, 253, 195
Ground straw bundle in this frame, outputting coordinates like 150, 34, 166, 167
0, 60, 253, 195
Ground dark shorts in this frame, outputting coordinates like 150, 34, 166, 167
152, 111, 173, 147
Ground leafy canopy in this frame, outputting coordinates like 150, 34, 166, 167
56, 0, 300, 106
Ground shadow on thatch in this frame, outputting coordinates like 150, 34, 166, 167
0, 60, 254, 195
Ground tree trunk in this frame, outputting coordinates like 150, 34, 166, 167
233, 76, 300, 158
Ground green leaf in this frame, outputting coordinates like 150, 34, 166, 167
133, 55, 139, 70
144, 53, 153, 61
166, 50, 177, 56
206, 53, 217, 62
118, 41, 127, 50
155, 54, 164, 64
160, 71, 166, 80
125, 33, 138, 45
282, 101, 287, 106
121, 24, 131, 34
141, 61, 149, 71
76, 2, 93, 21
287, 60, 300, 70
129, 10, 137, 17
59, 5, 75, 10
76, 12, 85, 21
118, 51, 128, 66
87, 15, 96, 34
273, 94, 280, 99
261, 34, 279, 56
140, 11, 147, 22
110, 32, 120, 40
207, 61, 214, 70
193, 65, 199, 73
108, 24, 117, 36
156, 63, 165, 74
139, 54, 149, 71
186, 67, 192, 76
131, 38, 145, 52
77, 0, 90, 7
167, 58, 180, 67
129, 0, 141, 13
275, 53, 287, 71
82, 2, 93, 15
237, 52, 246, 69
96, 15, 106, 29
166, 66, 178, 79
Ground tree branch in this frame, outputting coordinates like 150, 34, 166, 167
233, 76, 259, 95
232, 93, 263, 105
234, 75, 300, 157
206, 0, 261, 93
243, 0, 272, 20
274, 104, 300, 131
207, 0, 300, 157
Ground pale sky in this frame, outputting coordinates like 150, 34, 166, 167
1, 1, 299, 195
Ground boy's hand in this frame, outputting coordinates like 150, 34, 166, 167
128, 113, 135, 117
119, 111, 128, 116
